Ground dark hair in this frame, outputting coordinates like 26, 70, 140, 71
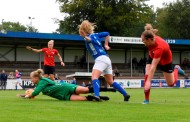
142, 30, 154, 40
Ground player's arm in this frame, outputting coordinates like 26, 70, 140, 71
146, 58, 160, 82
146, 48, 162, 82
104, 35, 110, 50
26, 46, 42, 53
25, 83, 46, 98
97, 32, 111, 50
57, 53, 65, 66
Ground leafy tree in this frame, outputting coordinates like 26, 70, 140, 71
56, 0, 155, 36
0, 21, 38, 33
155, 0, 190, 39
0, 21, 27, 32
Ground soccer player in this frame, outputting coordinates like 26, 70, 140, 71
17, 69, 115, 101
141, 29, 185, 104
78, 20, 130, 101
26, 40, 65, 81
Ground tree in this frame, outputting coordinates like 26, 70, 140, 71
155, 0, 190, 39
56, 0, 155, 37
0, 21, 38, 33
0, 21, 27, 32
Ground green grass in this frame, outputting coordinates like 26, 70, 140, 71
0, 88, 190, 122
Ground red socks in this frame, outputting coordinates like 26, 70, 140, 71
144, 75, 150, 100
144, 89, 150, 100
169, 68, 179, 87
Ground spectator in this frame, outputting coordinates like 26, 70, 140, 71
59, 77, 65, 83
81, 82, 85, 87
71, 78, 77, 84
74, 56, 79, 65
114, 66, 120, 77
132, 57, 138, 69
138, 58, 144, 66
0, 70, 8, 90
8, 72, 14, 79
182, 58, 188, 66
80, 55, 86, 68
86, 81, 92, 87
55, 74, 59, 80
15, 70, 23, 90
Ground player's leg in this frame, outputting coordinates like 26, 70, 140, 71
104, 74, 130, 101
162, 64, 185, 87
49, 66, 55, 81
75, 86, 89, 94
70, 94, 87, 101
91, 69, 102, 100
49, 74, 55, 81
143, 56, 152, 104
43, 65, 50, 79
4, 81, 7, 90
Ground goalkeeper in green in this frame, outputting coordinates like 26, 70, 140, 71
18, 69, 115, 101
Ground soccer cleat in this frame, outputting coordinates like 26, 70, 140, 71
99, 96, 110, 101
107, 88, 117, 92
86, 95, 101, 101
124, 94, 130, 102
174, 65, 185, 76
142, 100, 149, 104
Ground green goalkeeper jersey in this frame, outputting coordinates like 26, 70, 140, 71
32, 78, 77, 100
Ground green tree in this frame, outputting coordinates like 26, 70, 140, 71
0, 21, 38, 33
0, 21, 27, 32
155, 0, 190, 39
56, 0, 155, 36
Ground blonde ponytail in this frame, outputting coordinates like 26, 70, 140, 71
31, 69, 44, 78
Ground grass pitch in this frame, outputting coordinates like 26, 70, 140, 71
0, 88, 190, 122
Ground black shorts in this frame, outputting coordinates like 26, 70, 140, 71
146, 55, 174, 73
43, 65, 55, 75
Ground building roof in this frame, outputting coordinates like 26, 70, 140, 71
0, 31, 84, 41
0, 31, 190, 45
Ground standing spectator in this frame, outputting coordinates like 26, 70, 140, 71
15, 70, 23, 90
80, 55, 86, 68
86, 81, 92, 87
114, 66, 120, 77
59, 77, 65, 83
26, 40, 65, 81
71, 78, 77, 84
132, 57, 138, 70
74, 56, 79, 65
81, 82, 85, 87
0, 70, 8, 90
55, 74, 59, 80
8, 72, 14, 79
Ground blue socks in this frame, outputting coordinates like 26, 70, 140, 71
92, 79, 100, 96
112, 82, 127, 97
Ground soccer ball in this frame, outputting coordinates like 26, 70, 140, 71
25, 89, 35, 99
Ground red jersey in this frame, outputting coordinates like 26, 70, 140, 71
148, 36, 172, 65
42, 48, 58, 66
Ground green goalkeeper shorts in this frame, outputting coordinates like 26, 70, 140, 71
44, 83, 78, 100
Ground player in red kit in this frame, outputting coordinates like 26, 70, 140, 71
141, 25, 186, 104
26, 40, 65, 80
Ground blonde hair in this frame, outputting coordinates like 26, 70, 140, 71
48, 40, 54, 44
31, 69, 44, 78
144, 23, 158, 34
79, 20, 96, 34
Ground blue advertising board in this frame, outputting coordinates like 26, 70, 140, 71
141, 79, 180, 88
184, 80, 190, 87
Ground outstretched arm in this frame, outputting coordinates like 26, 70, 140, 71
104, 36, 110, 50
57, 53, 65, 66
26, 46, 42, 53
146, 58, 160, 82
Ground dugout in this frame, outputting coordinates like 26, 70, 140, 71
0, 31, 190, 79
66, 72, 107, 86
